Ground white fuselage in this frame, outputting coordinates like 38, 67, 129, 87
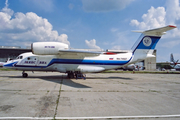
174, 64, 180, 71
4, 52, 134, 73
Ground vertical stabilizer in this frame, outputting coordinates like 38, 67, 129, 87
170, 53, 175, 63
131, 25, 176, 63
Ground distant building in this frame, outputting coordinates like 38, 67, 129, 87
0, 46, 31, 62
144, 50, 156, 70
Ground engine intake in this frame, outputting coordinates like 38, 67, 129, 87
31, 42, 69, 55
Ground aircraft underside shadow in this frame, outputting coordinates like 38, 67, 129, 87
4, 73, 134, 88
85, 76, 133, 80
4, 75, 91, 88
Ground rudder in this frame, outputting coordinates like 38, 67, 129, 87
132, 35, 161, 53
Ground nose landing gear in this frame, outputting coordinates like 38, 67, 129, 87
22, 71, 28, 78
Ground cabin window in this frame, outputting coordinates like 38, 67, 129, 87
27, 57, 30, 60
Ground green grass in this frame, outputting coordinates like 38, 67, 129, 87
0, 68, 17, 71
102, 70, 180, 74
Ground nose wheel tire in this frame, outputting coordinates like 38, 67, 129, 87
22, 73, 28, 78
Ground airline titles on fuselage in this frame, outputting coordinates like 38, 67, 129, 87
24, 61, 47, 64
117, 58, 127, 60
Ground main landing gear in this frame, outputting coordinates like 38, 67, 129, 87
67, 71, 86, 80
22, 71, 28, 78
67, 71, 74, 78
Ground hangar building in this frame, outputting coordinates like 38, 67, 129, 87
0, 46, 31, 62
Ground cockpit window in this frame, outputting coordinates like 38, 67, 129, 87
16, 56, 23, 59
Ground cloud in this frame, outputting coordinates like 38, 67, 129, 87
161, 40, 180, 48
130, 0, 180, 30
82, 0, 134, 12
110, 29, 134, 50
20, 0, 54, 12
0, 2, 70, 47
165, 0, 180, 39
129, 0, 180, 42
111, 28, 119, 33
111, 45, 121, 50
69, 3, 74, 10
166, 0, 180, 24
85, 39, 101, 49
2, 0, 13, 16
129, 0, 180, 61
130, 6, 166, 29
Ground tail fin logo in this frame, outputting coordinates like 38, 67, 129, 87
143, 37, 152, 47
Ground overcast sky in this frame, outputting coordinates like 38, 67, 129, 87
0, 0, 180, 62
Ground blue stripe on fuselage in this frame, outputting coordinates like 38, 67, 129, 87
47, 58, 132, 66
3, 62, 18, 67
12, 57, 133, 68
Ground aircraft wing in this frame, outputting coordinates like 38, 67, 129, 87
58, 49, 102, 57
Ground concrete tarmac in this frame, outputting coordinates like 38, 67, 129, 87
0, 71, 180, 120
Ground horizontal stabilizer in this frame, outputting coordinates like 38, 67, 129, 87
133, 25, 176, 36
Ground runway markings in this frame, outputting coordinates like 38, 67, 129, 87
0, 114, 180, 119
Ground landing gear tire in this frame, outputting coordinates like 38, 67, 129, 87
75, 73, 86, 80
67, 72, 74, 78
22, 73, 28, 78
67, 71, 86, 79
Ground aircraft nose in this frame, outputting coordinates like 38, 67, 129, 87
3, 61, 14, 68
3, 62, 8, 67
0, 63, 4, 67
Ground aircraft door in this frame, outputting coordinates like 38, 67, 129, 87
34, 56, 39, 66
23, 56, 39, 67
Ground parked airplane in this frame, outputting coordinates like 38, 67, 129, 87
0, 58, 12, 67
0, 62, 4, 67
170, 53, 180, 71
3, 25, 176, 78
118, 64, 137, 71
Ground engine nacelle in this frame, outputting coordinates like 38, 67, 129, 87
31, 42, 69, 55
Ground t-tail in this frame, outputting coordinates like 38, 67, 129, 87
170, 53, 179, 67
130, 25, 176, 63
170, 53, 175, 63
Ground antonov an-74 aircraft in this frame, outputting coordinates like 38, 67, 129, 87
3, 25, 176, 78
170, 53, 180, 71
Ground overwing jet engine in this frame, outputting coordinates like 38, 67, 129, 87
32, 42, 69, 55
